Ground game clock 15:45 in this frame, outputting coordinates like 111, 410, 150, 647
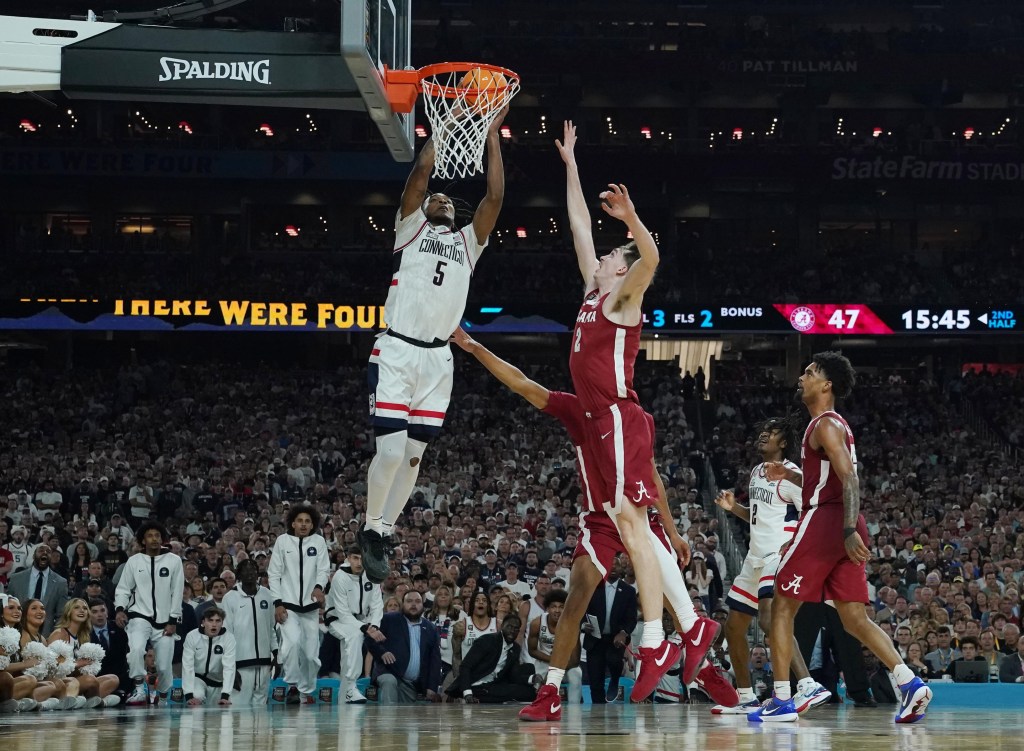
901, 309, 971, 330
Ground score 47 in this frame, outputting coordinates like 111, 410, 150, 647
826, 308, 860, 329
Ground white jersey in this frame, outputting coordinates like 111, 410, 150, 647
462, 616, 497, 658
746, 460, 801, 560
535, 613, 555, 658
385, 208, 486, 342
429, 611, 459, 666
4, 542, 32, 573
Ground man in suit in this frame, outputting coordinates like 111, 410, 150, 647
7, 544, 68, 635
89, 598, 131, 696
999, 636, 1024, 683
583, 556, 638, 703
445, 614, 535, 703
366, 590, 442, 703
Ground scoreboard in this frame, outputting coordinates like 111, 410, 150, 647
639, 304, 1019, 335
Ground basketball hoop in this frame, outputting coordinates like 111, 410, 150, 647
385, 62, 520, 179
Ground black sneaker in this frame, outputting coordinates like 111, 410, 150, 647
285, 687, 301, 705
358, 527, 391, 584
848, 692, 878, 708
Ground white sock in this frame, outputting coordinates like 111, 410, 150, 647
796, 677, 816, 694
641, 619, 664, 649
738, 687, 756, 702
366, 432, 408, 525
545, 668, 565, 688
774, 681, 791, 701
380, 438, 426, 526
649, 527, 698, 631
892, 664, 915, 686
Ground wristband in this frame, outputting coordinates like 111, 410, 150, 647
843, 527, 857, 539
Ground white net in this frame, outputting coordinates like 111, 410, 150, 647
420, 65, 520, 180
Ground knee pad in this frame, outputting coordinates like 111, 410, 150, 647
373, 432, 407, 471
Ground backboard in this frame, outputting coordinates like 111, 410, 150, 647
341, 0, 414, 162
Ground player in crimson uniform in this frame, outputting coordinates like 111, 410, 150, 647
449, 329, 734, 720
753, 352, 931, 724
555, 120, 719, 702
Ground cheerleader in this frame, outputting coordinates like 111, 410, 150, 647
48, 598, 121, 707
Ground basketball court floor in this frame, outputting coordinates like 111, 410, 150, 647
1, 704, 1020, 751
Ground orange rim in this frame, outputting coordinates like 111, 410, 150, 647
416, 61, 520, 100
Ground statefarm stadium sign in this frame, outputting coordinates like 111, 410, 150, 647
832, 155, 1024, 181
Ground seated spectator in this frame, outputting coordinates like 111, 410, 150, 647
89, 599, 131, 699
445, 615, 534, 703
862, 646, 897, 705
925, 627, 960, 675
366, 591, 441, 704
999, 636, 1024, 683
949, 636, 988, 682
905, 642, 936, 681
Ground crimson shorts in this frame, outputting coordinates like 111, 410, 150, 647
774, 505, 870, 604
581, 400, 655, 511
573, 509, 674, 581
574, 510, 623, 580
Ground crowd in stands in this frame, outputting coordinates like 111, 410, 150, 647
0, 350, 1021, 710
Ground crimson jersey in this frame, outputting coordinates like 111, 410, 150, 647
800, 410, 857, 512
568, 291, 641, 413
542, 391, 603, 512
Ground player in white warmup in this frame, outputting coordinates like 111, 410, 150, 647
359, 107, 508, 584
712, 417, 830, 716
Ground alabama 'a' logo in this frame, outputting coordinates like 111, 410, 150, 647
632, 480, 651, 503
779, 575, 803, 595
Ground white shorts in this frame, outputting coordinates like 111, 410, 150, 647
725, 553, 782, 616
368, 331, 453, 441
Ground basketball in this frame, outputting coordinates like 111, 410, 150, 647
460, 67, 508, 114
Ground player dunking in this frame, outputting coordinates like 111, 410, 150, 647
755, 352, 932, 723
359, 107, 508, 584
711, 417, 829, 716
557, 120, 711, 700
448, 329, 731, 720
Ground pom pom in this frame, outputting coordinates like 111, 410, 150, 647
0, 626, 19, 669
77, 642, 106, 677
49, 639, 76, 679
22, 641, 56, 681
